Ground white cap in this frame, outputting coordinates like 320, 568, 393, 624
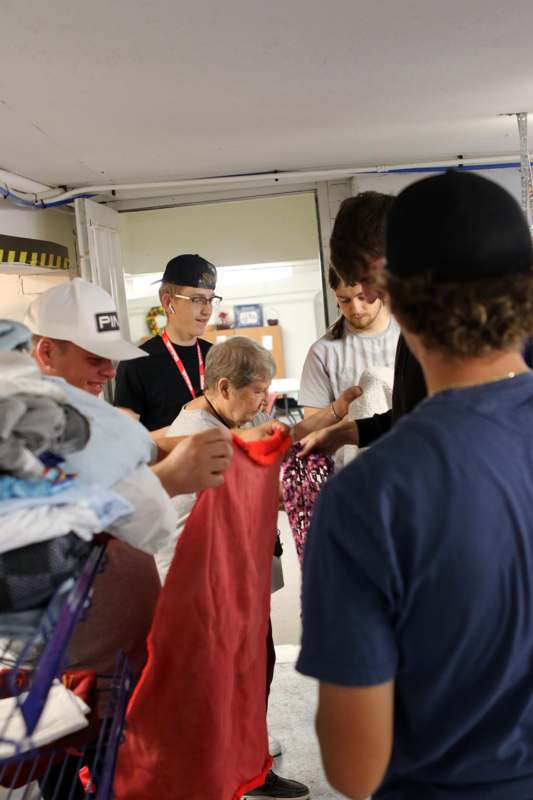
24, 278, 148, 361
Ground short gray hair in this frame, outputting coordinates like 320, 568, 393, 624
205, 337, 276, 390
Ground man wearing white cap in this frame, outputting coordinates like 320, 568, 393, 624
25, 275, 147, 396
25, 278, 233, 496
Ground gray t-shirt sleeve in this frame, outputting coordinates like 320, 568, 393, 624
299, 342, 335, 409
166, 408, 224, 437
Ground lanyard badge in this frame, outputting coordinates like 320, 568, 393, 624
161, 331, 205, 398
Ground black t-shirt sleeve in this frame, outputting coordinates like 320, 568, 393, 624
357, 410, 392, 448
391, 334, 426, 423
114, 359, 146, 416
200, 338, 212, 359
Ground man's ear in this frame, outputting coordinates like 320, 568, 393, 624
160, 292, 173, 316
218, 378, 231, 399
34, 337, 58, 373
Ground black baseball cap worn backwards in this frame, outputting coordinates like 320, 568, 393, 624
157, 254, 217, 289
386, 169, 533, 283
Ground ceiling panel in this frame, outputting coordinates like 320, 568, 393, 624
0, 0, 532, 187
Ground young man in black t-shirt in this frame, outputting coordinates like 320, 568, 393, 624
115, 253, 221, 431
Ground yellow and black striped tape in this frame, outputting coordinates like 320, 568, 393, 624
0, 234, 70, 271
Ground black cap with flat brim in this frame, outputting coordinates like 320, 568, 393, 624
386, 169, 533, 283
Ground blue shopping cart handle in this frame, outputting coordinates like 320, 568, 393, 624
20, 544, 106, 736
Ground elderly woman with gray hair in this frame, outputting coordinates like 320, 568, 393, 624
155, 336, 359, 800
168, 335, 278, 435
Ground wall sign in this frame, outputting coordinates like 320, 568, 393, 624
234, 303, 264, 328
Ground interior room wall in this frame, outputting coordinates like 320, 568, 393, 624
121, 191, 324, 380
119, 191, 320, 273
0, 199, 76, 321
0, 273, 71, 322
0, 199, 77, 250
352, 165, 523, 200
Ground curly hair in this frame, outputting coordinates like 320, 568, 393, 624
387, 272, 533, 357
330, 192, 395, 284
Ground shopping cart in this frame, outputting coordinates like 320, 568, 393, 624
0, 544, 132, 799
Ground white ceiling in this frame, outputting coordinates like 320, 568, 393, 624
1, 0, 532, 189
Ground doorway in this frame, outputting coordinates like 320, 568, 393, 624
119, 191, 325, 384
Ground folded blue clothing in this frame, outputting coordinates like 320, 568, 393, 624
0, 473, 77, 500
43, 377, 156, 488
0, 482, 133, 524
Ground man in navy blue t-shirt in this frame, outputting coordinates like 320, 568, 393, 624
297, 170, 533, 800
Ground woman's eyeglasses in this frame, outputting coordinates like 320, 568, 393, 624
173, 293, 223, 308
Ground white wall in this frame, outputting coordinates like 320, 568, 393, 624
352, 165, 524, 201
120, 192, 320, 274
0, 273, 71, 322
0, 199, 77, 321
0, 199, 77, 252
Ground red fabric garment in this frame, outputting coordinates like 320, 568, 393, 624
114, 432, 290, 800
234, 427, 292, 465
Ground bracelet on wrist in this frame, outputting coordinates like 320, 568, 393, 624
330, 402, 342, 422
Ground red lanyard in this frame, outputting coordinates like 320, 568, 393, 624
161, 331, 205, 399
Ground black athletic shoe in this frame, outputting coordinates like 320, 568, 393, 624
243, 770, 310, 799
